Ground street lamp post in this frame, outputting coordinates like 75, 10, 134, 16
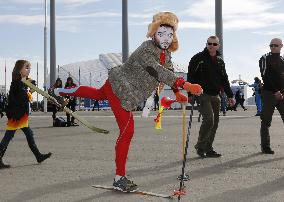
4, 60, 6, 94
215, 0, 223, 58
122, 0, 129, 63
43, 0, 48, 112
50, 0, 56, 86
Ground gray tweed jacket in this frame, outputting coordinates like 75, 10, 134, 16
108, 40, 178, 111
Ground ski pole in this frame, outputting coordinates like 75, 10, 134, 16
175, 96, 195, 201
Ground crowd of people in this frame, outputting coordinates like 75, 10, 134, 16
0, 93, 7, 118
0, 11, 284, 194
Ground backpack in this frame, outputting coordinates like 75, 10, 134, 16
53, 117, 67, 127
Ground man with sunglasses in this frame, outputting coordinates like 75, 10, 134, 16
259, 38, 284, 154
187, 36, 234, 158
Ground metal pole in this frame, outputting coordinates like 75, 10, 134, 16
215, 0, 223, 58
89, 72, 92, 107
57, 65, 59, 78
43, 0, 48, 113
122, 0, 129, 63
79, 67, 81, 86
37, 62, 39, 110
4, 60, 6, 94
78, 67, 81, 110
50, 0, 56, 85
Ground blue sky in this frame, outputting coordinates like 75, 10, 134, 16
0, 0, 284, 93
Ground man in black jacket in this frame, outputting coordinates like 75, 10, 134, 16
188, 36, 234, 158
259, 38, 284, 154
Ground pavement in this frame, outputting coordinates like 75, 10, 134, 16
0, 108, 284, 202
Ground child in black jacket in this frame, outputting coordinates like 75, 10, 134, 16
0, 60, 52, 169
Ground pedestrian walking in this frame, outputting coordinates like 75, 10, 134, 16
249, 77, 263, 116
154, 90, 159, 111
0, 60, 52, 169
187, 35, 235, 158
259, 38, 284, 154
234, 89, 247, 111
219, 87, 227, 116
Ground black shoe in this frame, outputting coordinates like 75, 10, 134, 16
113, 176, 138, 192
206, 150, 222, 158
36, 152, 52, 163
261, 147, 274, 154
255, 113, 261, 116
0, 159, 10, 169
196, 149, 206, 158
71, 122, 79, 126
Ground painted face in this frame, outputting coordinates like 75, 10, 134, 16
20, 64, 31, 78
154, 26, 174, 50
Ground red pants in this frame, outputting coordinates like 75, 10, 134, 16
59, 80, 134, 176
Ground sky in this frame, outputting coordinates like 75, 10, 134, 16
0, 0, 284, 96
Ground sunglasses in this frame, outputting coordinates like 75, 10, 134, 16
207, 42, 219, 46
269, 44, 280, 48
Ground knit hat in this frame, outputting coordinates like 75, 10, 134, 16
146, 11, 179, 52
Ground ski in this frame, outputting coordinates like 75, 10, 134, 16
92, 184, 174, 200
22, 78, 109, 134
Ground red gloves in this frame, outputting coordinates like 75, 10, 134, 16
175, 91, 188, 103
183, 82, 203, 95
174, 77, 203, 96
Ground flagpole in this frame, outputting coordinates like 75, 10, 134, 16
79, 67, 81, 110
4, 60, 7, 94
89, 72, 92, 107
37, 62, 39, 110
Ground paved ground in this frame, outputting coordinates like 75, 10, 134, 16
0, 108, 284, 202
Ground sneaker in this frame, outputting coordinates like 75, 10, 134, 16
113, 176, 138, 192
206, 150, 222, 158
196, 149, 206, 158
261, 147, 274, 154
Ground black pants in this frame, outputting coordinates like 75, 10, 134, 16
66, 103, 76, 123
234, 99, 246, 110
154, 100, 159, 111
51, 104, 58, 120
195, 94, 220, 152
0, 127, 38, 153
260, 90, 284, 148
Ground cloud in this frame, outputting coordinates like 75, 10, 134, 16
180, 0, 284, 30
0, 15, 44, 25
3, 0, 103, 6
179, 21, 214, 30
252, 30, 284, 35
2, 0, 284, 33
0, 11, 121, 29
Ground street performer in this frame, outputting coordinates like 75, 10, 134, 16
55, 12, 203, 192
